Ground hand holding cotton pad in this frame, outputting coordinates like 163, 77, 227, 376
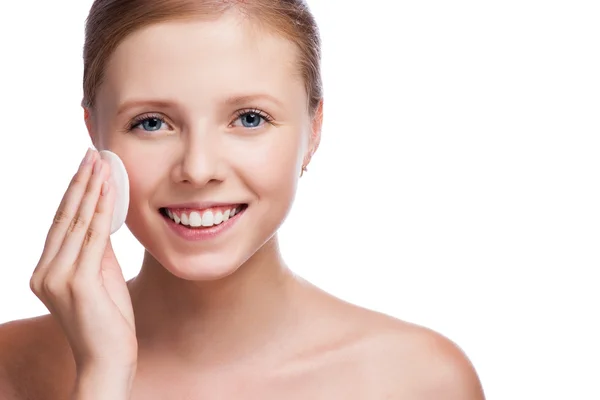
99, 150, 130, 234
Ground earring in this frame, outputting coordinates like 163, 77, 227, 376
300, 165, 307, 177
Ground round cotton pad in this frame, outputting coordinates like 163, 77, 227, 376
99, 150, 130, 234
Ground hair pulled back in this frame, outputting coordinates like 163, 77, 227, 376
82, 0, 322, 114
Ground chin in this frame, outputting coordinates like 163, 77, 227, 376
155, 250, 248, 281
127, 203, 276, 282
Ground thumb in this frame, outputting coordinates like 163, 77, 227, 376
103, 239, 116, 260
100, 239, 134, 324
101, 239, 120, 270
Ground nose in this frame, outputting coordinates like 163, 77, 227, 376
171, 125, 225, 187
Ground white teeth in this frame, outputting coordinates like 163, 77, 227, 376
214, 211, 223, 225
189, 211, 202, 227
181, 213, 189, 225
165, 206, 242, 227
202, 211, 214, 227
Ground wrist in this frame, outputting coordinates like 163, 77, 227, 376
72, 364, 137, 400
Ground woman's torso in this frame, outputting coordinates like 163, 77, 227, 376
0, 302, 455, 399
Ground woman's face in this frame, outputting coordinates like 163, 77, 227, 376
87, 12, 321, 280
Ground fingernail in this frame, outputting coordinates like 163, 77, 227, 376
93, 158, 103, 175
101, 180, 110, 196
80, 148, 93, 167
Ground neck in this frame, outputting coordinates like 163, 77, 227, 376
127, 236, 301, 368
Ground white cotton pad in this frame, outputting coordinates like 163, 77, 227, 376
99, 150, 130, 234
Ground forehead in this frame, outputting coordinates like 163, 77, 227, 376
98, 12, 304, 112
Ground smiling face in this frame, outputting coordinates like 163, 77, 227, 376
86, 11, 321, 280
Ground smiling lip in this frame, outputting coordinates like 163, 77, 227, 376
160, 204, 247, 241
162, 202, 243, 211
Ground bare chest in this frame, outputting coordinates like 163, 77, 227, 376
129, 372, 379, 400
128, 356, 393, 400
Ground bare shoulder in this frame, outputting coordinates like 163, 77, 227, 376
297, 286, 486, 399
351, 308, 486, 400
0, 315, 75, 399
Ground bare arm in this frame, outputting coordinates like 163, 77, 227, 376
28, 149, 138, 399
71, 366, 136, 400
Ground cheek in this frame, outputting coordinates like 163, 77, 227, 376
234, 128, 305, 197
122, 152, 165, 204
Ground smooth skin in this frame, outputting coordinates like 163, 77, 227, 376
29, 151, 137, 398
0, 10, 485, 400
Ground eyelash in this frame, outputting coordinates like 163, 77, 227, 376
232, 108, 275, 126
126, 109, 275, 132
127, 113, 168, 132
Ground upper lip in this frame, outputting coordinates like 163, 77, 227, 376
161, 202, 246, 211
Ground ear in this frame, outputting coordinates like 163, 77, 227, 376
303, 99, 323, 169
83, 105, 98, 148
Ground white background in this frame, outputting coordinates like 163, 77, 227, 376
0, 1, 599, 399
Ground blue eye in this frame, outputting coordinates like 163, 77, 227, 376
128, 115, 169, 133
142, 118, 163, 131
138, 117, 165, 131
232, 109, 273, 129
238, 112, 264, 128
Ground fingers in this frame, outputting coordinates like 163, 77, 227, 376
37, 148, 97, 268
51, 156, 110, 274
27, 149, 138, 372
31, 149, 111, 294
76, 175, 116, 278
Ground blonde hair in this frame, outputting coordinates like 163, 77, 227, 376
82, 0, 322, 115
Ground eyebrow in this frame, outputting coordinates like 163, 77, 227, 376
116, 94, 284, 116
223, 94, 284, 108
116, 99, 175, 117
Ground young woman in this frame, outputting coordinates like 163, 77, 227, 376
0, 1, 484, 399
